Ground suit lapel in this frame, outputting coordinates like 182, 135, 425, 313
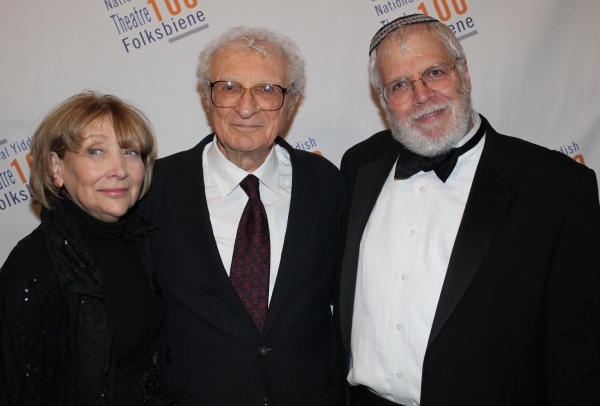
427, 118, 518, 347
262, 138, 320, 337
169, 135, 259, 334
339, 149, 400, 354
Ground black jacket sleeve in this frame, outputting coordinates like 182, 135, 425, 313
0, 232, 61, 406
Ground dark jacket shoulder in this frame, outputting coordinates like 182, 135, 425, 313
151, 133, 344, 186
481, 119, 595, 194
1, 225, 54, 288
294, 147, 341, 172
341, 130, 398, 169
284, 139, 343, 182
151, 138, 208, 181
489, 131, 588, 172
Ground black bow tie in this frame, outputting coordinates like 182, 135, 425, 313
394, 122, 485, 183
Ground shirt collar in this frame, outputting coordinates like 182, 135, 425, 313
455, 110, 482, 148
206, 136, 283, 198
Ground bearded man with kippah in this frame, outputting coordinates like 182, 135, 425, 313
335, 14, 600, 406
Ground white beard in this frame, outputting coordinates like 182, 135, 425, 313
386, 80, 473, 157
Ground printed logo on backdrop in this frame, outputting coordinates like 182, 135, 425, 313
294, 137, 322, 156
556, 141, 587, 166
103, 0, 209, 53
0, 137, 36, 212
370, 0, 477, 41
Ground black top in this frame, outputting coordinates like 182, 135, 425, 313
0, 197, 168, 405
65, 200, 165, 385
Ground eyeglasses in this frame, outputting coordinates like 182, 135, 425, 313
208, 80, 292, 111
381, 63, 457, 106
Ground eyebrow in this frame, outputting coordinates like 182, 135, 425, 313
216, 78, 283, 86
389, 62, 451, 81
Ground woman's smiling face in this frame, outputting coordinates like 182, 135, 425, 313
51, 116, 145, 222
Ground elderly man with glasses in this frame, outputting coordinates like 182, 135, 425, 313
335, 14, 600, 406
138, 27, 344, 405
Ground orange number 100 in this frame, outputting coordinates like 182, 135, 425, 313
147, 0, 198, 22
417, 0, 468, 20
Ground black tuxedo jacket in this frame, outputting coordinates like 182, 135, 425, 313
138, 135, 344, 406
335, 116, 600, 405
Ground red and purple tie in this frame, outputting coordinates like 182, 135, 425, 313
230, 174, 270, 334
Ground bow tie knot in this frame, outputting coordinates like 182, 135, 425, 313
394, 122, 485, 183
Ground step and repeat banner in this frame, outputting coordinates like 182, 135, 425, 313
1, 0, 599, 263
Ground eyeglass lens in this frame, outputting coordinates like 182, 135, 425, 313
212, 82, 284, 111
383, 64, 455, 106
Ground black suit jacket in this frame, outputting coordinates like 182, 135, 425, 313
138, 135, 344, 406
335, 116, 600, 405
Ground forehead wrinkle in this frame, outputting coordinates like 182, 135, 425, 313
211, 48, 279, 71
210, 50, 288, 88
378, 33, 453, 83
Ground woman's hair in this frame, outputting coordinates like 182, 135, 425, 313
196, 26, 306, 97
29, 91, 158, 209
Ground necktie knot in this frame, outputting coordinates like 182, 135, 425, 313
240, 174, 261, 200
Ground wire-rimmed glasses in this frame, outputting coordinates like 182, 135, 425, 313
381, 63, 457, 106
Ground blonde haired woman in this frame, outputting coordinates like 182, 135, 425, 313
0, 92, 169, 405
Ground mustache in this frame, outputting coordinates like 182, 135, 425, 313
409, 102, 452, 122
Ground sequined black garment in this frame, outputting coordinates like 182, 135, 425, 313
0, 198, 167, 405
112, 364, 161, 406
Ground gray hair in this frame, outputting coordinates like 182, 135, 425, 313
196, 26, 306, 98
369, 22, 467, 94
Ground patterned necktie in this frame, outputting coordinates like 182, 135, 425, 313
394, 121, 485, 182
230, 174, 270, 334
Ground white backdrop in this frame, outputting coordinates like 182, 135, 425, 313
1, 0, 599, 263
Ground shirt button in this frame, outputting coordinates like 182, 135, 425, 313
401, 274, 408, 281
396, 372, 403, 379
410, 229, 416, 236
259, 346, 268, 356
395, 324, 403, 331
419, 185, 425, 192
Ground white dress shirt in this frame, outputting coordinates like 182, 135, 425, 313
348, 113, 484, 405
202, 137, 292, 303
